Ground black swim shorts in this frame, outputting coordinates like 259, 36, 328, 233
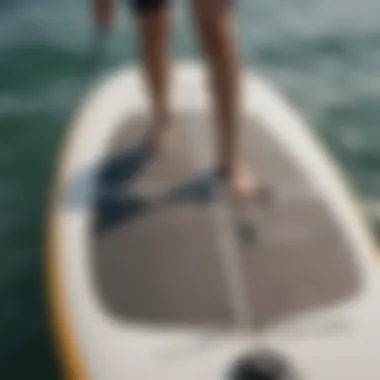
130, 0, 169, 14
130, 0, 232, 14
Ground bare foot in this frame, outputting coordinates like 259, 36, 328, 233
218, 162, 271, 201
226, 166, 255, 200
150, 118, 174, 154
224, 166, 274, 204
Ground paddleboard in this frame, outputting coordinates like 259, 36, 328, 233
46, 62, 380, 380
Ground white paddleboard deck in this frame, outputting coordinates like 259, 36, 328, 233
49, 63, 380, 380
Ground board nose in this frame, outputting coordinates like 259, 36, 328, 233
229, 350, 299, 380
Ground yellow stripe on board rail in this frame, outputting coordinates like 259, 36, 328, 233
46, 211, 87, 380
45, 115, 88, 379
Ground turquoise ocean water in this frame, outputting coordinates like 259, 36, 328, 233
1, 0, 380, 378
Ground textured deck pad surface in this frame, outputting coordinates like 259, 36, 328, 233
92, 113, 360, 330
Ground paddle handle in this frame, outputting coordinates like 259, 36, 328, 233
92, 0, 114, 32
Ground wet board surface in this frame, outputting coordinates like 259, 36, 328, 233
92, 112, 360, 330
